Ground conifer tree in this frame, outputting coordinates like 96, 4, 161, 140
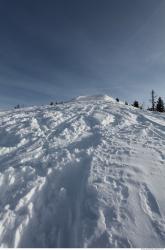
133, 101, 139, 108
150, 90, 157, 111
156, 97, 164, 112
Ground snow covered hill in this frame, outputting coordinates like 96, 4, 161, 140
0, 95, 165, 247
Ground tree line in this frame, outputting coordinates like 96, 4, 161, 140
116, 89, 164, 113
148, 90, 164, 112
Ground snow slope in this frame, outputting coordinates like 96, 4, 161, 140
0, 95, 165, 247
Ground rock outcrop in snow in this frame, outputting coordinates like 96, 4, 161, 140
0, 95, 165, 247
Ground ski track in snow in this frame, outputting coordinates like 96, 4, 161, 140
0, 96, 165, 247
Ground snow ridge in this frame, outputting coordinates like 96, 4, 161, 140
0, 96, 165, 247
74, 94, 116, 102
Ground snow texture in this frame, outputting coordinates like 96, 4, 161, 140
0, 95, 165, 247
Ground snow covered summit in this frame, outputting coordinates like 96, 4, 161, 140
0, 95, 165, 247
74, 94, 116, 103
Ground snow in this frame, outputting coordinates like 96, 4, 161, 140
74, 94, 116, 103
0, 95, 165, 247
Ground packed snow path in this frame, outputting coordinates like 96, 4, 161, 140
0, 95, 165, 247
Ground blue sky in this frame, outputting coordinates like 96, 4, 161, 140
0, 0, 165, 107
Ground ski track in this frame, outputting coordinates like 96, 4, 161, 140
0, 97, 165, 247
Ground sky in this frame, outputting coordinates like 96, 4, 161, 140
0, 0, 165, 108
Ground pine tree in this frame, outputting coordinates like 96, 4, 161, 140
15, 104, 20, 109
156, 97, 164, 112
133, 101, 139, 108
150, 90, 157, 111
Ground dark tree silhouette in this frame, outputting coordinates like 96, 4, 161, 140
150, 90, 157, 111
15, 104, 20, 109
133, 101, 139, 108
156, 97, 164, 112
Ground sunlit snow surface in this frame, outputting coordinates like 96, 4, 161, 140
0, 95, 165, 247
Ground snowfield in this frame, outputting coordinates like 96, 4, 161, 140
0, 95, 165, 248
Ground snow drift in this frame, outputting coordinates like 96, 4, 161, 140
0, 95, 165, 247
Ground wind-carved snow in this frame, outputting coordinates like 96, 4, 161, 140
0, 95, 165, 247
